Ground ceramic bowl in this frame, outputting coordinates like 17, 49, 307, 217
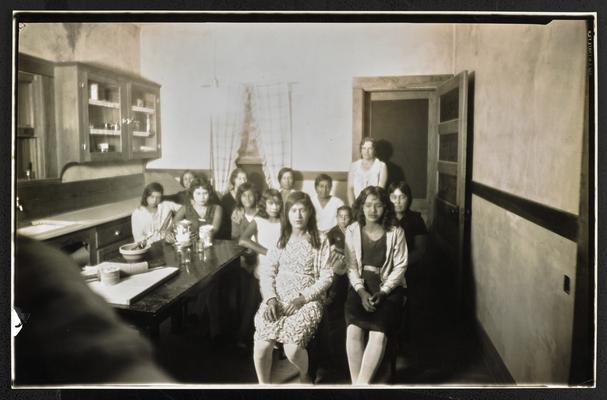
119, 242, 151, 262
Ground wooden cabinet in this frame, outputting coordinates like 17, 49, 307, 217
45, 216, 133, 265
54, 62, 161, 166
95, 217, 133, 263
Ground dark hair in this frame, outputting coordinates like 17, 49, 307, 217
360, 136, 377, 152
235, 182, 259, 210
336, 205, 353, 219
188, 179, 217, 204
257, 188, 283, 219
314, 173, 333, 189
179, 170, 196, 188
387, 181, 413, 212
229, 168, 247, 190
277, 167, 294, 183
278, 191, 321, 250
353, 186, 396, 230
141, 182, 164, 206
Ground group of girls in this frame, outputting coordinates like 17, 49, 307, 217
130, 137, 427, 385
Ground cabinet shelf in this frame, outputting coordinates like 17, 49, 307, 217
131, 105, 155, 114
132, 131, 154, 138
88, 99, 121, 109
90, 129, 122, 136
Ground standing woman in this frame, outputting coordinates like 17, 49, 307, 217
218, 168, 248, 240
173, 179, 223, 241
347, 137, 388, 206
252, 191, 339, 384
277, 167, 295, 205
131, 182, 182, 245
344, 186, 408, 385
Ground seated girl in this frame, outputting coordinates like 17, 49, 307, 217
252, 191, 342, 384
277, 167, 295, 205
344, 186, 408, 385
131, 182, 182, 246
172, 179, 223, 242
231, 182, 260, 240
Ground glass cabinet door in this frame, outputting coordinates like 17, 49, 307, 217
84, 73, 124, 158
129, 83, 159, 156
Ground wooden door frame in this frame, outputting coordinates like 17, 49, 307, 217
352, 74, 452, 223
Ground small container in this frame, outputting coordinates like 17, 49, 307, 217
99, 265, 120, 286
199, 224, 213, 248
136, 98, 144, 107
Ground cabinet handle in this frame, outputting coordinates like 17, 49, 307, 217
122, 117, 132, 125
114, 230, 121, 236
80, 81, 85, 88
82, 143, 87, 151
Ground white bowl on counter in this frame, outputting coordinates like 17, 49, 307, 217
119, 242, 151, 262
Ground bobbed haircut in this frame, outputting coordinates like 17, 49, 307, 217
257, 188, 283, 219
188, 179, 217, 204
141, 182, 164, 206
278, 191, 321, 250
353, 186, 396, 230
179, 170, 196, 188
235, 182, 259, 209
277, 167, 294, 183
387, 181, 413, 212
314, 173, 333, 189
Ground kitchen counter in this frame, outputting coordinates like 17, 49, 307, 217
17, 197, 141, 241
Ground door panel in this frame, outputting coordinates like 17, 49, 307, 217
430, 71, 470, 315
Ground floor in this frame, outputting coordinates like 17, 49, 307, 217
152, 256, 509, 386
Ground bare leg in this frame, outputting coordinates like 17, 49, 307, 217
346, 324, 365, 383
283, 343, 311, 383
253, 339, 275, 384
356, 330, 387, 384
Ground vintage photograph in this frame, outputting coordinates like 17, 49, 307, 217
12, 12, 595, 389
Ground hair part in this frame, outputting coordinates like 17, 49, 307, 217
314, 173, 333, 189
257, 188, 283, 219
278, 191, 321, 250
353, 186, 396, 230
188, 179, 217, 204
141, 182, 164, 206
235, 182, 259, 209
277, 167, 294, 183
229, 168, 247, 189
387, 181, 413, 212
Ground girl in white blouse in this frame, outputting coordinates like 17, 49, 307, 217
131, 182, 182, 245
347, 137, 388, 206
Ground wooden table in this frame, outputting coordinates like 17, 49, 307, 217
111, 239, 244, 338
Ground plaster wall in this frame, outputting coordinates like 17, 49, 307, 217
454, 21, 587, 383
18, 23, 145, 182
140, 23, 453, 172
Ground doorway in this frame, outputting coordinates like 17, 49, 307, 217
353, 73, 472, 317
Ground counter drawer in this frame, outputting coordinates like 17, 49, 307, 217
97, 238, 132, 263
96, 218, 132, 248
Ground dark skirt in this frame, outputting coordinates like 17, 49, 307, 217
344, 270, 405, 334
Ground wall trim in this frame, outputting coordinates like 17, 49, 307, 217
475, 319, 516, 384
300, 171, 348, 181
471, 181, 578, 242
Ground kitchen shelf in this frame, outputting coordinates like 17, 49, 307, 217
90, 129, 122, 136
139, 146, 156, 152
132, 131, 153, 138
131, 105, 155, 114
88, 99, 121, 109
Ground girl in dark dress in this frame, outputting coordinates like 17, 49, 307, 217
173, 179, 223, 241
344, 186, 408, 384
218, 168, 248, 239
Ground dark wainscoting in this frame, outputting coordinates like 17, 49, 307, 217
475, 319, 516, 384
17, 174, 145, 221
471, 181, 579, 242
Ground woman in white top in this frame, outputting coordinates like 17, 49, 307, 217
310, 173, 345, 235
347, 137, 388, 206
131, 182, 182, 245
239, 188, 283, 279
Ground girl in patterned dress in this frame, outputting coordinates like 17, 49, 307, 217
252, 191, 343, 384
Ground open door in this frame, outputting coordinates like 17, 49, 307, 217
429, 71, 470, 316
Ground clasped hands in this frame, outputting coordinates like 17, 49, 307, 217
357, 289, 387, 312
264, 295, 306, 322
